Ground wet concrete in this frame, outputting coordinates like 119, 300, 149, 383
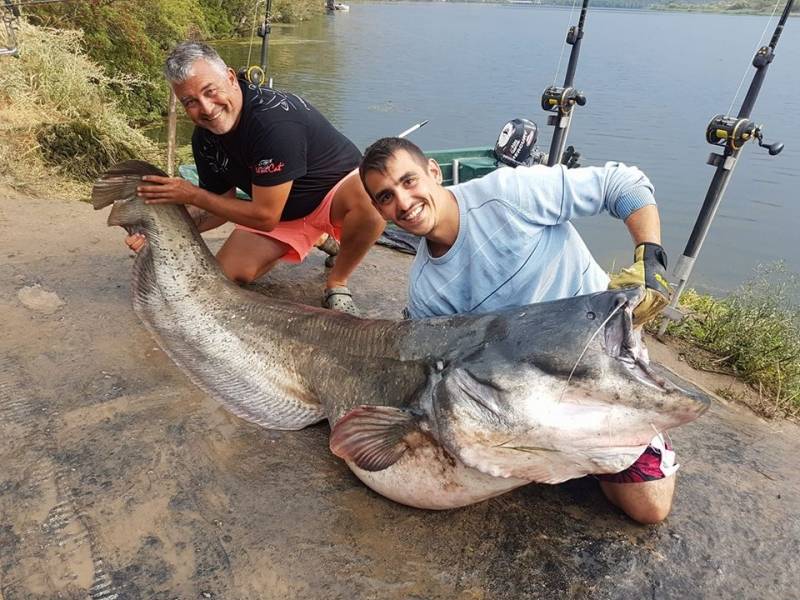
1, 192, 798, 599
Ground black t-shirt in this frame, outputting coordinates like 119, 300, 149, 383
192, 81, 362, 221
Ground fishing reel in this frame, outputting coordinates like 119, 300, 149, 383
541, 85, 586, 116
237, 65, 266, 86
566, 24, 583, 45
706, 115, 784, 155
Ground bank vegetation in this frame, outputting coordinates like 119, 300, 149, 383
655, 264, 800, 419
659, 0, 799, 14
1, 0, 321, 192
0, 21, 160, 196
23, 0, 322, 122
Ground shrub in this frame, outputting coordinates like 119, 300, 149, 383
663, 263, 800, 417
36, 121, 138, 181
0, 21, 159, 195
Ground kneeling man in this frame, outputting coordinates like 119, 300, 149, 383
127, 41, 385, 315
359, 137, 675, 524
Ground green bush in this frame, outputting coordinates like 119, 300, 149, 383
663, 264, 800, 416
24, 0, 323, 122
36, 121, 138, 181
0, 22, 159, 194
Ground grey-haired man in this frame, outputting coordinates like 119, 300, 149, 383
126, 41, 384, 315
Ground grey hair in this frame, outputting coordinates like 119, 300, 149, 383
164, 41, 229, 83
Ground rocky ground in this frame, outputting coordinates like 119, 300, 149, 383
1, 186, 798, 599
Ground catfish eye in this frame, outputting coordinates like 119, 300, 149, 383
586, 311, 596, 320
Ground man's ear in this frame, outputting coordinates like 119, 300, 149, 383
428, 158, 443, 184
226, 68, 238, 86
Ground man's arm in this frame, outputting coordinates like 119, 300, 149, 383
610, 203, 670, 326
623, 204, 661, 245
509, 163, 656, 225
187, 204, 229, 233
136, 176, 293, 231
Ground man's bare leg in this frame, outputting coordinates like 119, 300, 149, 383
327, 175, 385, 289
216, 229, 291, 285
599, 475, 676, 525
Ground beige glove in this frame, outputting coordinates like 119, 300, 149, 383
608, 242, 671, 326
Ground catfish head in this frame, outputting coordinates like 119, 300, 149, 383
330, 289, 709, 484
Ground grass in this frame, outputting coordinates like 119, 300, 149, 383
0, 21, 160, 197
656, 263, 800, 419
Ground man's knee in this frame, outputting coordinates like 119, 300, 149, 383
216, 230, 287, 283
622, 496, 673, 525
220, 261, 256, 284
217, 253, 275, 285
599, 475, 676, 525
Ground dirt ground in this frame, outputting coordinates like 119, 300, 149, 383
1, 186, 798, 600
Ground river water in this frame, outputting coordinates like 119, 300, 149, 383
150, 1, 800, 297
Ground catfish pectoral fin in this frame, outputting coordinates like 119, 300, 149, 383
330, 406, 422, 472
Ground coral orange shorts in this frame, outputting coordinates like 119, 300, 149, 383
234, 169, 357, 263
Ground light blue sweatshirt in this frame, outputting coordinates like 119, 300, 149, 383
406, 162, 656, 319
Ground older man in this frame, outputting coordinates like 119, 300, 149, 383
359, 137, 675, 524
126, 41, 384, 315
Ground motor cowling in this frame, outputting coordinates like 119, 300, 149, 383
494, 118, 541, 167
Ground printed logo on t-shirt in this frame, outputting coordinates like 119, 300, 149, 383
253, 158, 285, 175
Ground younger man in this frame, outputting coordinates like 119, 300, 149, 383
359, 137, 674, 524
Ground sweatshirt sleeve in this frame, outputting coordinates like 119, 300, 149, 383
505, 161, 656, 224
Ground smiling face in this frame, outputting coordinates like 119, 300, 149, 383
363, 149, 458, 250
173, 59, 243, 135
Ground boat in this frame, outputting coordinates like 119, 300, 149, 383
179, 146, 498, 196
325, 1, 350, 12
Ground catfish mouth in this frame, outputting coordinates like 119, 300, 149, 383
603, 289, 674, 392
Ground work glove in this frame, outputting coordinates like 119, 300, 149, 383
608, 242, 671, 326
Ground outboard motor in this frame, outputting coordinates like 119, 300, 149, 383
494, 118, 546, 167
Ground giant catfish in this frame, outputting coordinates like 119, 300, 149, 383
92, 161, 709, 509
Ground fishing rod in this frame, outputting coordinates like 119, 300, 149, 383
1, 0, 20, 57
239, 0, 273, 87
397, 119, 429, 139
494, 1, 588, 169
542, 0, 588, 167
658, 0, 793, 336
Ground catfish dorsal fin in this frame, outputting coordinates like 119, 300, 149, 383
329, 406, 421, 472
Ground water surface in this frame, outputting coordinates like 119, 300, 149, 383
151, 1, 800, 296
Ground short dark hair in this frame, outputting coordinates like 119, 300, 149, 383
359, 137, 429, 199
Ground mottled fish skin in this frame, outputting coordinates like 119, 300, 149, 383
94, 161, 710, 510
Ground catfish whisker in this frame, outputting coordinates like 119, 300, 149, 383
559, 300, 625, 402
494, 301, 626, 449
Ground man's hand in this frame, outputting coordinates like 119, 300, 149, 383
608, 242, 671, 326
125, 233, 147, 253
137, 175, 199, 205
